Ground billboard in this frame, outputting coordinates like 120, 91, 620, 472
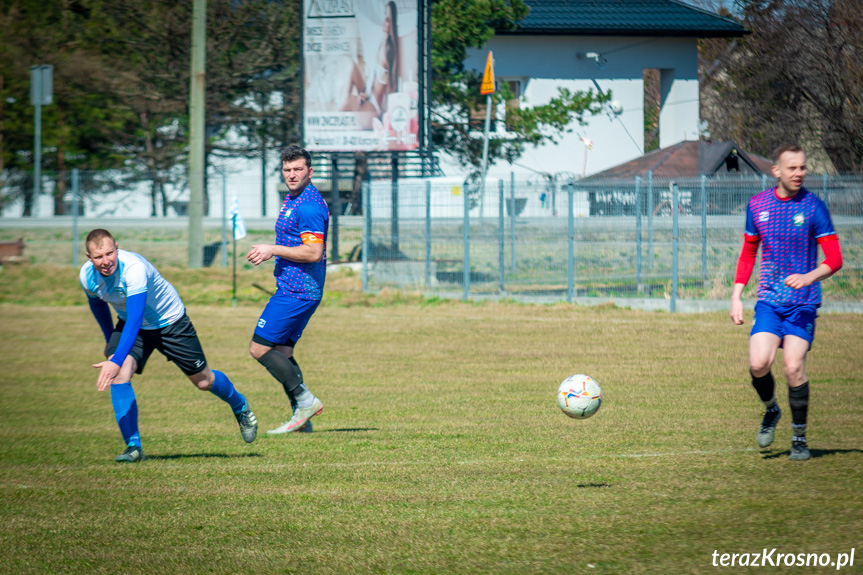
303, 0, 420, 152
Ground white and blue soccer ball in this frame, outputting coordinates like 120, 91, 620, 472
557, 374, 603, 419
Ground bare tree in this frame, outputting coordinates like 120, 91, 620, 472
701, 0, 863, 172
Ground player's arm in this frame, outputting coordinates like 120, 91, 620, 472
248, 203, 326, 265
92, 291, 146, 391
87, 296, 114, 344
730, 234, 760, 325
784, 235, 843, 289
247, 240, 323, 265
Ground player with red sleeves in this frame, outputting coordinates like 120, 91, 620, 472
730, 144, 843, 461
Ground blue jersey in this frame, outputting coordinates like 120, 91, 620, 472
744, 187, 836, 307
79, 249, 185, 329
273, 183, 329, 300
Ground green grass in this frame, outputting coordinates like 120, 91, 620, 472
0, 269, 861, 574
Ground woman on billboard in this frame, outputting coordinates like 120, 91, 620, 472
343, 1, 399, 125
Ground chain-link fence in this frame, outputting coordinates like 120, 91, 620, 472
2, 169, 862, 307
0, 168, 279, 221
0, 167, 344, 269
361, 174, 863, 306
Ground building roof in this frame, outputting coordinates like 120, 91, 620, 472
501, 0, 747, 37
581, 140, 772, 180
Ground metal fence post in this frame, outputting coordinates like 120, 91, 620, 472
671, 182, 679, 313
362, 180, 370, 292
221, 168, 228, 267
463, 182, 470, 301
567, 182, 574, 303
647, 170, 654, 269
71, 169, 80, 265
822, 173, 829, 207
498, 179, 505, 293
391, 155, 399, 254
761, 173, 768, 192
635, 176, 642, 291
425, 180, 432, 290
331, 155, 340, 263
232, 214, 237, 308
510, 172, 516, 269
701, 175, 707, 286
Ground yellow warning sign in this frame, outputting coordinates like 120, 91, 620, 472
480, 51, 495, 95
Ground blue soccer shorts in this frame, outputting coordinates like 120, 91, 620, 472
751, 301, 817, 347
253, 294, 321, 347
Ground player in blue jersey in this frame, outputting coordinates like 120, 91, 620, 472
81, 229, 258, 462
730, 145, 843, 461
247, 145, 329, 434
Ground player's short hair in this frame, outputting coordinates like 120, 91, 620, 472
281, 145, 311, 168
771, 144, 805, 165
85, 229, 115, 253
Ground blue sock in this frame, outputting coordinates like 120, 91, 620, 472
209, 370, 247, 414
110, 383, 140, 447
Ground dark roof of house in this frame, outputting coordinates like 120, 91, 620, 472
501, 0, 748, 37
581, 140, 772, 180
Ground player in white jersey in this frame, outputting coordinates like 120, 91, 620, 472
80, 229, 257, 462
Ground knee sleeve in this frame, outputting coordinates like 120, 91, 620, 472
257, 349, 303, 397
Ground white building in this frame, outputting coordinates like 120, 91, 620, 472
450, 0, 746, 180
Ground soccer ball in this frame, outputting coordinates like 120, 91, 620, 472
557, 374, 603, 419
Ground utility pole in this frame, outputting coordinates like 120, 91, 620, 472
188, 0, 206, 267
30, 65, 53, 214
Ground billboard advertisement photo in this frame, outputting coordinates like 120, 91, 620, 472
303, 0, 420, 152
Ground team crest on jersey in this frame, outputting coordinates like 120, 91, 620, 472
758, 211, 770, 222
286, 209, 292, 218
793, 213, 805, 227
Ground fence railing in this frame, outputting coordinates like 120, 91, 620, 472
361, 174, 863, 306
2, 170, 862, 307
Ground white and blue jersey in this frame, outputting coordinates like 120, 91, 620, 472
79, 249, 185, 329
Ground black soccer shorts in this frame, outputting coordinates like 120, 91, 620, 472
107, 314, 208, 376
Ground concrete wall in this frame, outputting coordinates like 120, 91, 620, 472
444, 35, 700, 180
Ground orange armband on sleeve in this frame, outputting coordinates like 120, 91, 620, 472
300, 232, 324, 245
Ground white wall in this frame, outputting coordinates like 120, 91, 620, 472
369, 177, 589, 220
444, 35, 700, 180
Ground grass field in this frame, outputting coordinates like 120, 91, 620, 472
1, 267, 862, 574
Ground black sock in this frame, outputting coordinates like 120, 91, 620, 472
751, 370, 776, 407
288, 357, 303, 406
257, 349, 304, 397
789, 382, 809, 437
